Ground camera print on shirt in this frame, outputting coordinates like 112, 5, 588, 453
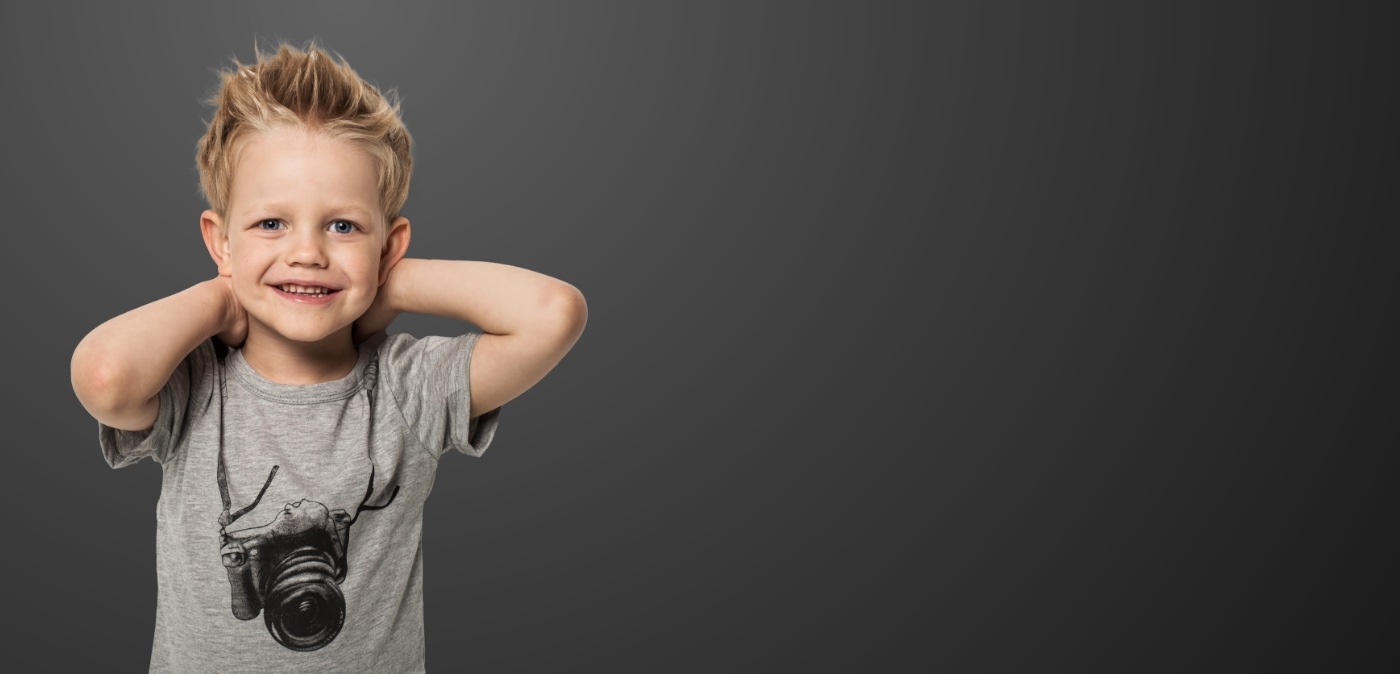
216, 457, 399, 652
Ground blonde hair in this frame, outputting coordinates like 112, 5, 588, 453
196, 40, 412, 224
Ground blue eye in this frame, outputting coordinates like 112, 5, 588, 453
257, 220, 284, 231
329, 220, 356, 234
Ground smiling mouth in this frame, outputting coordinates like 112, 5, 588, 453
274, 284, 340, 297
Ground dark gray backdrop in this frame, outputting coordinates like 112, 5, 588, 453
2, 1, 1395, 672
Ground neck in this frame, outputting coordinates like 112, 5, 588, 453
239, 326, 359, 385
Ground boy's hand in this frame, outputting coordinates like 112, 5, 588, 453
211, 276, 247, 349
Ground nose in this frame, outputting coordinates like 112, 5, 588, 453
285, 226, 328, 267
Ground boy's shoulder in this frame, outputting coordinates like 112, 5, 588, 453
370, 330, 500, 457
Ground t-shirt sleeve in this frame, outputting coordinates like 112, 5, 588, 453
378, 332, 502, 459
97, 338, 218, 469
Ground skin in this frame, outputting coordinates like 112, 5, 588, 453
72, 123, 587, 432
200, 125, 411, 385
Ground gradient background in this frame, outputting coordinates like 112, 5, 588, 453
2, 1, 1396, 671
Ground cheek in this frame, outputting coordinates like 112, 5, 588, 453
356, 253, 385, 278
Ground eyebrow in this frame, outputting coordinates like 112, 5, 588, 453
241, 204, 378, 220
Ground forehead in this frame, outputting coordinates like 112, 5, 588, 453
229, 127, 383, 223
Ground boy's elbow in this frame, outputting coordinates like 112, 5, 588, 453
71, 348, 152, 428
548, 284, 588, 338
71, 343, 108, 407
71, 353, 123, 418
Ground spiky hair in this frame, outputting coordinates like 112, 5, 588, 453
195, 40, 412, 223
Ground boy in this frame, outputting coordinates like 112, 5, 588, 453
70, 41, 586, 673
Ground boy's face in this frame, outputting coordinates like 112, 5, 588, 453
201, 126, 409, 347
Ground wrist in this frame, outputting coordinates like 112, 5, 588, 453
199, 277, 243, 344
377, 258, 415, 315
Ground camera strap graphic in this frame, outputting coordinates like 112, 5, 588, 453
212, 341, 399, 652
216, 347, 279, 530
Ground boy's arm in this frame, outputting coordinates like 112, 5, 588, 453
359, 258, 586, 418
71, 278, 243, 431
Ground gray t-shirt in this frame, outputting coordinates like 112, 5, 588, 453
99, 332, 502, 673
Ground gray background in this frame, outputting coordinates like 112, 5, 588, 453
2, 1, 1395, 671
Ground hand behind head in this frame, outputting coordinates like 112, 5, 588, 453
212, 276, 248, 349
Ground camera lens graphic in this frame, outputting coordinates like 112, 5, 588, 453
263, 545, 347, 651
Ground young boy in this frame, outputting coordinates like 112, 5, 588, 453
70, 42, 585, 672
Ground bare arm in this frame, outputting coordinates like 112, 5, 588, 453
71, 278, 244, 431
355, 258, 587, 418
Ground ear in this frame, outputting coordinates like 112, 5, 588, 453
378, 216, 411, 285
200, 210, 233, 277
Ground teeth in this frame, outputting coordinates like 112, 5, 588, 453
278, 284, 332, 296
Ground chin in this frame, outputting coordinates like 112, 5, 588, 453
290, 330, 352, 345
264, 323, 353, 345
